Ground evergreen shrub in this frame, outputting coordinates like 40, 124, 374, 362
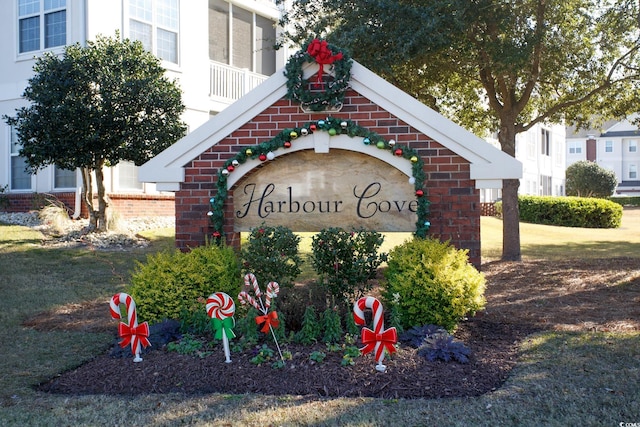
382, 238, 486, 332
241, 224, 302, 289
129, 244, 241, 324
311, 227, 387, 307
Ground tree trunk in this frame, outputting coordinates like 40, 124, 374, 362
501, 178, 521, 261
94, 161, 109, 231
81, 167, 98, 230
498, 121, 522, 261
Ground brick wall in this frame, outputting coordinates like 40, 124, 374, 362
175, 90, 482, 268
107, 193, 175, 218
2, 191, 174, 219
2, 192, 76, 215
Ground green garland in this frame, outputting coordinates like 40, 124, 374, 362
208, 117, 431, 241
284, 40, 353, 111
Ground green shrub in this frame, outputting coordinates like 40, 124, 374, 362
609, 196, 640, 207
295, 305, 322, 345
241, 224, 302, 289
129, 243, 241, 324
311, 227, 387, 307
382, 238, 486, 332
321, 307, 344, 344
566, 160, 617, 197
519, 195, 622, 228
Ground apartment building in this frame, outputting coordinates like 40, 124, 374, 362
0, 0, 287, 216
566, 118, 640, 196
480, 122, 566, 203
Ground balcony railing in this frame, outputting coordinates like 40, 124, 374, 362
209, 61, 269, 102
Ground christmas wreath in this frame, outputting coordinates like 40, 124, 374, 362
284, 39, 353, 111
208, 117, 431, 241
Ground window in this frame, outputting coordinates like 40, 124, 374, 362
541, 128, 550, 156
129, 0, 179, 63
630, 164, 637, 180
554, 137, 563, 167
540, 175, 552, 196
568, 141, 582, 154
10, 127, 32, 190
54, 167, 76, 188
118, 161, 143, 190
18, 0, 67, 54
605, 140, 613, 153
629, 140, 637, 153
208, 0, 276, 75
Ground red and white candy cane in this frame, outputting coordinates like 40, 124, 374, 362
110, 293, 150, 362
237, 273, 284, 363
238, 273, 261, 310
265, 282, 280, 310
206, 292, 236, 363
353, 296, 397, 372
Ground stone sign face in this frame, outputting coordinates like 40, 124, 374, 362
232, 149, 418, 232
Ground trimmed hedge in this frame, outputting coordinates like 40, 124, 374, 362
609, 196, 640, 207
518, 195, 622, 228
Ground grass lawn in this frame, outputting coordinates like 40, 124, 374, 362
0, 211, 639, 426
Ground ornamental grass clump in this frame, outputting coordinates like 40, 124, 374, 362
382, 237, 486, 332
129, 243, 241, 324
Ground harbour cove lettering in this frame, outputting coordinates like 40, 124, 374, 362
235, 182, 418, 220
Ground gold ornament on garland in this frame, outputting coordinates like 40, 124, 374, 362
284, 39, 353, 112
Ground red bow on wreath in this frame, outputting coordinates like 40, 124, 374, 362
307, 39, 344, 85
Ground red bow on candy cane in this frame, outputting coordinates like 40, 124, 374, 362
360, 326, 398, 359
118, 321, 151, 354
307, 39, 343, 85
255, 311, 280, 334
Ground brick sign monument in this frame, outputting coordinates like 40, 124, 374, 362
141, 40, 521, 268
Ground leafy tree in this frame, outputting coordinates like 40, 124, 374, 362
277, 0, 640, 261
4, 33, 186, 230
566, 160, 618, 198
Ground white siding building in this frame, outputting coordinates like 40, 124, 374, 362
566, 119, 640, 196
480, 122, 566, 203
0, 0, 287, 215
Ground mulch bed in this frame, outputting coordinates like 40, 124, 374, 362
29, 258, 640, 399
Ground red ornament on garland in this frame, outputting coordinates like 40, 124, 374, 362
415, 189, 424, 197
227, 165, 235, 172
394, 148, 403, 156
284, 141, 292, 148
310, 124, 317, 131
259, 153, 267, 161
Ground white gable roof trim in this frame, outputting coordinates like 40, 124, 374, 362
140, 61, 521, 191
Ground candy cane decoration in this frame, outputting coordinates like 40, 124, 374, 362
237, 273, 284, 363
353, 296, 397, 372
265, 282, 280, 310
110, 293, 150, 362
206, 292, 236, 363
238, 273, 261, 310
